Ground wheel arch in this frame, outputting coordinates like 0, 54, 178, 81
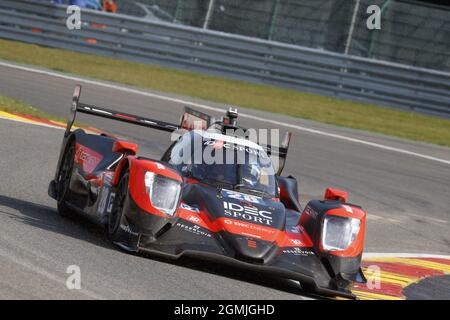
112, 156, 134, 187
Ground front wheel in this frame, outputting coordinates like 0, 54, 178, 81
106, 171, 129, 242
56, 141, 75, 217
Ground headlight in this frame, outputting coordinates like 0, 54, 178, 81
321, 215, 360, 251
144, 172, 181, 216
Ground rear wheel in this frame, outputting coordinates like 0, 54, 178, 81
107, 171, 129, 242
56, 141, 75, 217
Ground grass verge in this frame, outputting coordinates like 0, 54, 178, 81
0, 39, 449, 147
0, 95, 90, 129
0, 95, 66, 122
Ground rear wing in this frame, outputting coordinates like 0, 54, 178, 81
65, 85, 179, 137
66, 85, 291, 175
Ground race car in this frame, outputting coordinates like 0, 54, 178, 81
48, 85, 367, 299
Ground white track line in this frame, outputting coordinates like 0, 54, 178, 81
363, 253, 450, 259
1, 61, 449, 166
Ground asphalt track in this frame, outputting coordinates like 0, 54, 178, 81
0, 61, 449, 299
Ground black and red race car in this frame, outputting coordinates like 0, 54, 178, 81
49, 85, 367, 299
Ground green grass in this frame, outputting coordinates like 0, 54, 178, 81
0, 95, 88, 128
0, 95, 66, 122
0, 39, 449, 147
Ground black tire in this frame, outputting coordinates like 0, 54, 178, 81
56, 141, 76, 217
107, 171, 129, 242
300, 281, 317, 294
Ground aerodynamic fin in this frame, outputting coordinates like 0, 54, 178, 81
180, 106, 211, 131
263, 131, 292, 175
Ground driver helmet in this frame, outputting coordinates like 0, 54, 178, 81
241, 164, 261, 187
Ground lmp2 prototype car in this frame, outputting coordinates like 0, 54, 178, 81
49, 85, 367, 299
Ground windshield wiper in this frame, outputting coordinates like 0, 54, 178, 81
201, 177, 235, 190
233, 184, 270, 198
188, 170, 235, 190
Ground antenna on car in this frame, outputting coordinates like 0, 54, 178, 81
226, 107, 238, 126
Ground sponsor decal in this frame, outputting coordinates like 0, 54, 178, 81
222, 189, 262, 204
223, 201, 273, 226
180, 202, 200, 213
221, 219, 277, 239
203, 139, 267, 158
202, 131, 263, 151
106, 192, 115, 213
188, 216, 201, 224
289, 239, 303, 246
176, 222, 211, 238
283, 248, 314, 256
74, 143, 103, 173
120, 224, 139, 236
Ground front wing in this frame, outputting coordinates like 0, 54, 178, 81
114, 194, 363, 299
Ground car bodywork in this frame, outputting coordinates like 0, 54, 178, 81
49, 85, 367, 299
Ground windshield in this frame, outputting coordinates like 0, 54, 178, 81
190, 162, 276, 197
169, 132, 277, 197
